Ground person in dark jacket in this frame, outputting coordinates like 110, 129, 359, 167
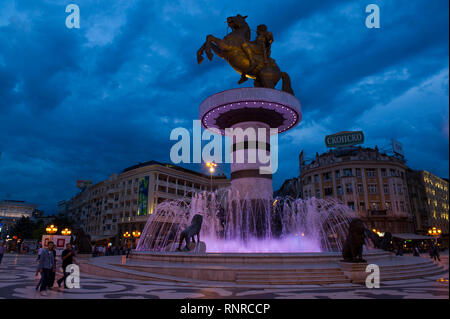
432, 245, 441, 261
57, 243, 76, 289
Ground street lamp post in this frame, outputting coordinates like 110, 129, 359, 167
46, 224, 58, 234
123, 232, 131, 239
61, 228, 72, 236
132, 231, 141, 248
132, 231, 141, 238
206, 161, 217, 192
428, 227, 442, 244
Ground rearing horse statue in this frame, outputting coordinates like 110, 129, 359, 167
197, 14, 294, 95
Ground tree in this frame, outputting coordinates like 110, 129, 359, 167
32, 220, 46, 240
51, 215, 75, 231
11, 216, 35, 239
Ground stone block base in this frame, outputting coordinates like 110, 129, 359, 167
338, 261, 368, 283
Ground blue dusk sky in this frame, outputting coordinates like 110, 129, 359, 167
0, 0, 448, 214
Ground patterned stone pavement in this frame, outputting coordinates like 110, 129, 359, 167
0, 254, 448, 299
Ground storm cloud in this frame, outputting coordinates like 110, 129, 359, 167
0, 0, 448, 213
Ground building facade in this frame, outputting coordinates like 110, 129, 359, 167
299, 146, 414, 234
406, 170, 449, 235
0, 200, 38, 239
61, 161, 230, 244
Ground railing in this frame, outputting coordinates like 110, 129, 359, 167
370, 210, 387, 216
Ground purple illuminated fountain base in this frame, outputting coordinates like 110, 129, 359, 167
200, 235, 321, 253
136, 191, 357, 253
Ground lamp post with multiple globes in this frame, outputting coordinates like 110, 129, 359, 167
45, 224, 58, 234
61, 228, 72, 236
132, 231, 141, 248
428, 227, 442, 244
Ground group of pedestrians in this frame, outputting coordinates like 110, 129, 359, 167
429, 244, 441, 262
36, 242, 76, 296
92, 240, 132, 258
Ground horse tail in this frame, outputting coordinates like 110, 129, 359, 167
281, 72, 294, 95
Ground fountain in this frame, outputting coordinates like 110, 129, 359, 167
136, 14, 357, 254
80, 15, 446, 286
136, 191, 357, 253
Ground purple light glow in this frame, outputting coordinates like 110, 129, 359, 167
202, 235, 321, 253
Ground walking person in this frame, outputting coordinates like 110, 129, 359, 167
395, 243, 403, 256
37, 241, 56, 296
37, 244, 43, 261
48, 244, 57, 289
413, 245, 420, 257
0, 242, 6, 265
432, 245, 441, 262
35, 264, 44, 291
57, 243, 75, 289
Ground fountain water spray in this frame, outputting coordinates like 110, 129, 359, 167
136, 189, 357, 253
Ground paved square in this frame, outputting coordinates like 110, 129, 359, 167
0, 254, 447, 299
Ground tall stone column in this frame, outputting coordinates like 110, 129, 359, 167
199, 87, 301, 201
229, 121, 273, 200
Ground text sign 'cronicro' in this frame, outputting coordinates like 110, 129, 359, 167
325, 131, 364, 148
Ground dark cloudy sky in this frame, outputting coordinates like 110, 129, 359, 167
0, 0, 448, 214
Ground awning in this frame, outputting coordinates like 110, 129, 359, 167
392, 233, 432, 241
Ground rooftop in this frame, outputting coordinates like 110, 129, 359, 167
121, 160, 228, 180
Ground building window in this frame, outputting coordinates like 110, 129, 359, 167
323, 172, 331, 181
371, 202, 379, 210
397, 184, 403, 194
381, 169, 387, 177
316, 189, 321, 198
348, 201, 355, 210
356, 168, 361, 177
324, 188, 333, 196
385, 201, 391, 210
359, 201, 365, 210
335, 170, 341, 179
366, 169, 376, 178
368, 184, 377, 194
400, 201, 405, 212
345, 183, 353, 194
390, 169, 396, 177
314, 174, 319, 183
383, 184, 389, 194
337, 186, 343, 196
343, 168, 352, 177
357, 184, 363, 194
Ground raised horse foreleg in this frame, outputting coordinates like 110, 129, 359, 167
198, 35, 230, 63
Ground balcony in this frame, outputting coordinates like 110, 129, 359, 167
370, 210, 387, 216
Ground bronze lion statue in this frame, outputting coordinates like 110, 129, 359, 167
342, 218, 366, 262
177, 214, 203, 251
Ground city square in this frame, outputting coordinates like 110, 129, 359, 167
0, 253, 448, 299
0, 0, 449, 306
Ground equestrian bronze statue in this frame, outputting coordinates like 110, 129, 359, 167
197, 14, 294, 95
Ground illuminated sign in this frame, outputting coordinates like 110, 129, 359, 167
325, 131, 364, 148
